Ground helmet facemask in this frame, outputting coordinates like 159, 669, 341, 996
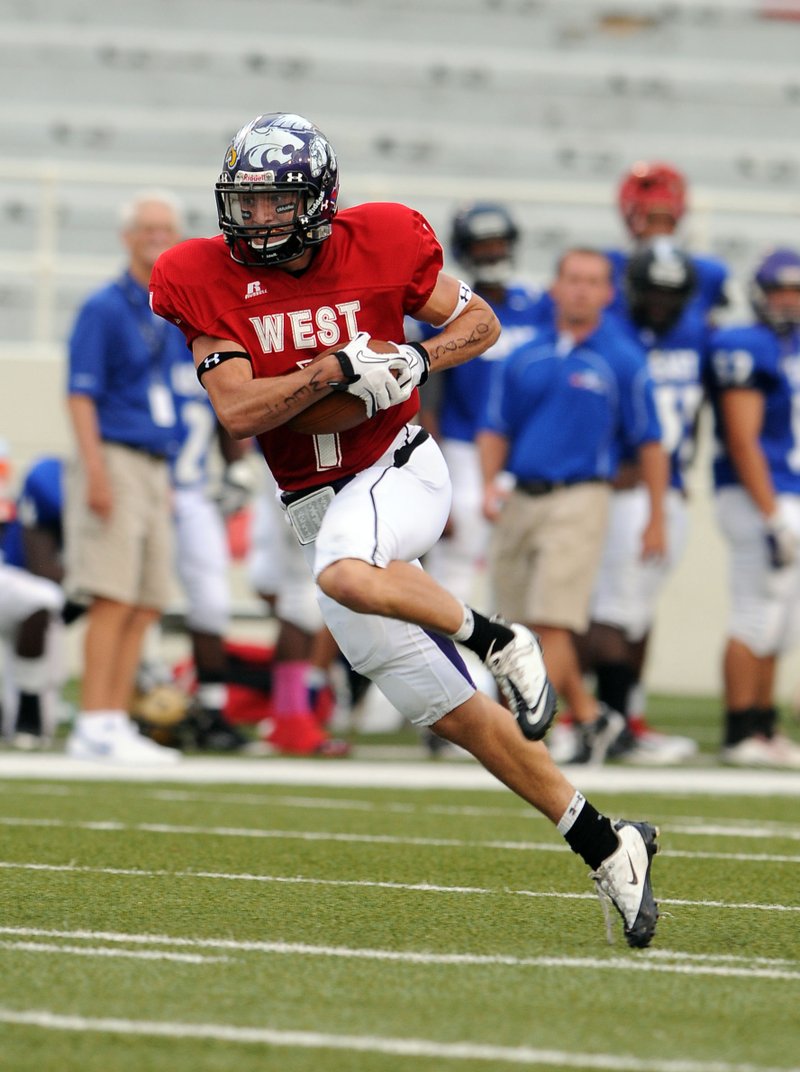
216, 184, 315, 266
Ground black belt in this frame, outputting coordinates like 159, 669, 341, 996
515, 476, 606, 497
103, 439, 166, 462
281, 428, 430, 507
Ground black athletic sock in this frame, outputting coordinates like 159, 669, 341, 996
15, 692, 42, 736
456, 610, 514, 662
563, 801, 619, 870
724, 707, 757, 747
595, 661, 637, 720
754, 706, 778, 740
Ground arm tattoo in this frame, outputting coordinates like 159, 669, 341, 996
426, 319, 493, 365
261, 364, 332, 420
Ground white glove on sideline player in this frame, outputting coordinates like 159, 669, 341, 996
764, 509, 797, 569
329, 332, 408, 418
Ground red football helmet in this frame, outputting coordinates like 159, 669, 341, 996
617, 162, 687, 238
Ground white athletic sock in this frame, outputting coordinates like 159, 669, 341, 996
76, 710, 127, 737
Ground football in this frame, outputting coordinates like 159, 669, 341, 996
287, 339, 399, 435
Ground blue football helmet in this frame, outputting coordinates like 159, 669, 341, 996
450, 202, 519, 286
215, 113, 339, 266
750, 247, 800, 332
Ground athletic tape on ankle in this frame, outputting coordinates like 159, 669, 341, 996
557, 791, 586, 836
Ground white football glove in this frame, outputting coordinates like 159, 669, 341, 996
328, 332, 407, 418
764, 510, 797, 569
386, 342, 430, 394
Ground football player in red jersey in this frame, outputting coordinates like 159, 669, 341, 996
149, 112, 661, 946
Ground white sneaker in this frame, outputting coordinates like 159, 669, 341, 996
66, 718, 181, 765
623, 729, 699, 766
485, 623, 557, 741
770, 733, 800, 768
11, 732, 46, 752
591, 820, 659, 948
721, 733, 800, 769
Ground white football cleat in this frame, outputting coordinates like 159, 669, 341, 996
485, 623, 557, 741
591, 820, 660, 948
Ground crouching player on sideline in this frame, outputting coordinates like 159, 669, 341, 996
149, 111, 660, 946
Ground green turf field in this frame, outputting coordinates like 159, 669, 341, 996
0, 694, 798, 1071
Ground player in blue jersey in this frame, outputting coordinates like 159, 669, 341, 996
478, 247, 669, 765
707, 248, 800, 768
584, 243, 709, 764
1, 456, 66, 746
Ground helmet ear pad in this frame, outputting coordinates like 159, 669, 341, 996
215, 112, 339, 266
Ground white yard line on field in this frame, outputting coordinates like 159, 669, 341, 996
0, 1007, 797, 1070
0, 940, 228, 964
0, 864, 798, 916
2, 814, 800, 864
4, 783, 800, 841
0, 928, 797, 981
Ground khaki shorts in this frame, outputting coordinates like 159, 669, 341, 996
64, 442, 174, 610
490, 482, 611, 632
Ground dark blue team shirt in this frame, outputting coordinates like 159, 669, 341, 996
2, 456, 64, 568
613, 306, 712, 491
707, 322, 800, 494
67, 272, 187, 458
482, 319, 661, 483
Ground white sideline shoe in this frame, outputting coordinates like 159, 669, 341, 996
591, 820, 660, 948
66, 717, 181, 765
485, 623, 557, 741
721, 733, 800, 769
622, 728, 699, 766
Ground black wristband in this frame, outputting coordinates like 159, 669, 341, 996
196, 350, 251, 386
408, 341, 430, 385
328, 350, 358, 391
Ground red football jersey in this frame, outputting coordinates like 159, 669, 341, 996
150, 202, 443, 491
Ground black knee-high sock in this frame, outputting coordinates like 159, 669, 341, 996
754, 705, 778, 740
595, 661, 637, 719
723, 707, 758, 747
